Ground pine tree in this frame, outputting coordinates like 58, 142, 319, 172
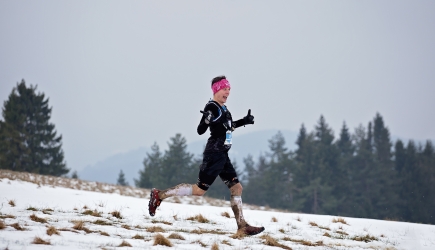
71, 170, 79, 179
135, 142, 162, 188
0, 80, 68, 176
117, 170, 129, 186
160, 134, 195, 188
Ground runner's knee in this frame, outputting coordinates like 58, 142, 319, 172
192, 184, 207, 196
230, 183, 243, 196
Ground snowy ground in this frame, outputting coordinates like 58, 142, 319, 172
0, 172, 434, 249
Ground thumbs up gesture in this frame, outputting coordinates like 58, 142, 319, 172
243, 109, 255, 125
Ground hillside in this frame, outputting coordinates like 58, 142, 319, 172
1, 170, 433, 249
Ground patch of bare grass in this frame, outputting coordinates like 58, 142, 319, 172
93, 219, 112, 226
309, 221, 318, 227
323, 232, 331, 237
153, 233, 173, 247
279, 228, 285, 233
132, 234, 145, 239
10, 222, 26, 231
32, 236, 50, 245
82, 209, 101, 217
110, 210, 122, 219
332, 217, 349, 225
8, 200, 15, 207
319, 225, 330, 230
295, 216, 302, 222
221, 239, 232, 246
351, 234, 378, 243
121, 224, 131, 230
99, 231, 110, 236
191, 239, 207, 247
335, 230, 349, 236
0, 220, 5, 230
271, 216, 278, 222
146, 226, 166, 233
221, 211, 230, 218
42, 208, 54, 215
0, 214, 16, 219
168, 233, 185, 240
26, 206, 38, 211
151, 219, 172, 225
230, 230, 246, 239
261, 234, 292, 250
186, 214, 211, 223
118, 240, 132, 247
72, 220, 93, 233
191, 228, 227, 235
281, 237, 323, 247
30, 213, 47, 223
46, 226, 60, 236
211, 242, 219, 250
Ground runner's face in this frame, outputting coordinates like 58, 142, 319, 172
214, 87, 230, 105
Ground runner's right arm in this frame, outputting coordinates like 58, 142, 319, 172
197, 103, 220, 135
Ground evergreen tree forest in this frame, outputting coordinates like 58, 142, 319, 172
0, 80, 68, 176
136, 114, 435, 225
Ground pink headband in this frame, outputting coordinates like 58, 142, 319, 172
212, 79, 231, 94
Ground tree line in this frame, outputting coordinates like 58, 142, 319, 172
1, 80, 434, 224
136, 114, 435, 225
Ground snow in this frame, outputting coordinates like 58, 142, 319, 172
1, 177, 434, 250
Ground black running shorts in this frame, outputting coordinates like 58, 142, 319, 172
196, 152, 239, 191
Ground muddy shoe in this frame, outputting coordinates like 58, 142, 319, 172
148, 188, 162, 216
241, 224, 265, 236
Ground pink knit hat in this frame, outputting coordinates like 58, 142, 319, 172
211, 79, 231, 94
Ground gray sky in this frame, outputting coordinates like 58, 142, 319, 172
1, 0, 434, 171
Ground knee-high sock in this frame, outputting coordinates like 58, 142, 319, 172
159, 183, 193, 200
231, 195, 247, 229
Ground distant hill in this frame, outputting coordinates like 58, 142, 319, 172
78, 129, 298, 186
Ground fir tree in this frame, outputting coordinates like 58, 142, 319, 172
160, 134, 195, 188
71, 170, 79, 179
117, 170, 129, 186
135, 142, 162, 188
0, 80, 68, 176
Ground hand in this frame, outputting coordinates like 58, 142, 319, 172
200, 110, 214, 124
244, 109, 254, 125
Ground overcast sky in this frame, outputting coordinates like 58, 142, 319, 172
1, 0, 434, 172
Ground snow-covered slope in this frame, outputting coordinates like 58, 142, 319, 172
0, 170, 434, 249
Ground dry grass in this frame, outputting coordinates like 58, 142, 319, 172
72, 220, 92, 233
332, 217, 349, 225
111, 210, 122, 219
0, 220, 6, 230
32, 236, 50, 245
121, 224, 131, 230
10, 222, 26, 231
271, 216, 278, 222
72, 220, 85, 230
261, 234, 292, 250
221, 239, 232, 246
279, 228, 285, 233
82, 209, 101, 217
93, 219, 112, 226
309, 221, 318, 227
323, 232, 331, 237
230, 229, 246, 239
187, 214, 211, 223
281, 237, 323, 247
146, 226, 166, 233
335, 230, 349, 236
351, 234, 378, 242
99, 231, 110, 236
295, 216, 302, 222
319, 225, 331, 231
42, 208, 54, 215
132, 234, 145, 239
30, 213, 47, 223
221, 211, 231, 218
168, 232, 185, 240
153, 233, 173, 247
191, 239, 207, 247
8, 200, 15, 207
118, 240, 132, 247
211, 242, 220, 250
26, 206, 38, 211
0, 214, 16, 219
151, 219, 172, 225
191, 228, 227, 235
46, 226, 60, 236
